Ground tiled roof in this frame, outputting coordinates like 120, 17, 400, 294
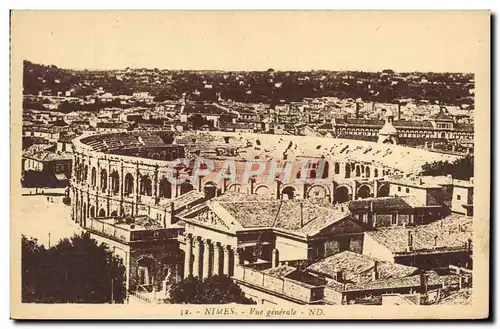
437, 288, 472, 305
24, 151, 72, 162
339, 270, 442, 292
307, 251, 416, 283
367, 214, 472, 254
349, 196, 413, 212
217, 197, 350, 236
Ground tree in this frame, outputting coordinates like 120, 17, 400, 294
167, 275, 255, 304
22, 232, 126, 303
187, 114, 212, 130
421, 155, 474, 180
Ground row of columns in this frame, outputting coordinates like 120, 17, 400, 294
184, 235, 241, 279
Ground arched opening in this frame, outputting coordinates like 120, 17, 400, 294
98, 208, 106, 217
334, 186, 350, 203
124, 173, 134, 196
111, 171, 120, 195
334, 162, 340, 175
110, 210, 118, 217
320, 160, 329, 179
365, 167, 371, 178
357, 185, 371, 199
83, 165, 89, 182
159, 176, 172, 198
254, 185, 270, 195
345, 163, 351, 178
378, 184, 390, 197
307, 185, 328, 199
180, 182, 194, 196
140, 175, 152, 196
440, 132, 446, 138
100, 169, 108, 192
228, 184, 242, 192
281, 186, 296, 200
204, 182, 218, 199
136, 256, 155, 287
355, 166, 361, 177
374, 168, 379, 178
91, 167, 97, 187
82, 203, 87, 227
89, 205, 95, 218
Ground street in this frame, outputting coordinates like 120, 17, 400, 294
20, 193, 82, 248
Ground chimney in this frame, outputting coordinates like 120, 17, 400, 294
434, 235, 438, 248
467, 238, 472, 251
407, 231, 414, 251
335, 270, 344, 282
271, 248, 279, 268
372, 261, 379, 281
420, 272, 428, 294
169, 201, 175, 226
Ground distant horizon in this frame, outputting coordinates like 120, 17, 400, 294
24, 59, 474, 75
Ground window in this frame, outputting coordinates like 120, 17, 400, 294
391, 212, 398, 225
406, 188, 410, 193
457, 194, 461, 201
55, 164, 64, 174
398, 186, 402, 192
359, 213, 365, 223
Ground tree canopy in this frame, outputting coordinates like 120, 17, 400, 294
421, 155, 474, 180
167, 275, 255, 304
22, 232, 126, 303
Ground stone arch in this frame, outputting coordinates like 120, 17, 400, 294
180, 182, 195, 196
345, 163, 351, 178
100, 169, 108, 192
281, 186, 296, 200
357, 184, 372, 199
89, 205, 95, 218
307, 184, 330, 199
378, 183, 390, 197
365, 166, 371, 178
334, 186, 350, 203
374, 168, 379, 178
111, 170, 120, 195
334, 162, 340, 175
159, 175, 172, 198
204, 181, 219, 199
110, 210, 118, 217
124, 173, 134, 196
140, 175, 153, 196
227, 184, 242, 193
91, 167, 97, 187
98, 208, 106, 217
83, 164, 89, 182
254, 184, 271, 195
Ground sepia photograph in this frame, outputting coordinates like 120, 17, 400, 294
9, 10, 490, 320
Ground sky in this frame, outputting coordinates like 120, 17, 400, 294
11, 11, 489, 72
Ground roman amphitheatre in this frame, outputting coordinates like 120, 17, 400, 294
71, 130, 459, 227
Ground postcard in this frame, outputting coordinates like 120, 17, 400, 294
10, 10, 490, 319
